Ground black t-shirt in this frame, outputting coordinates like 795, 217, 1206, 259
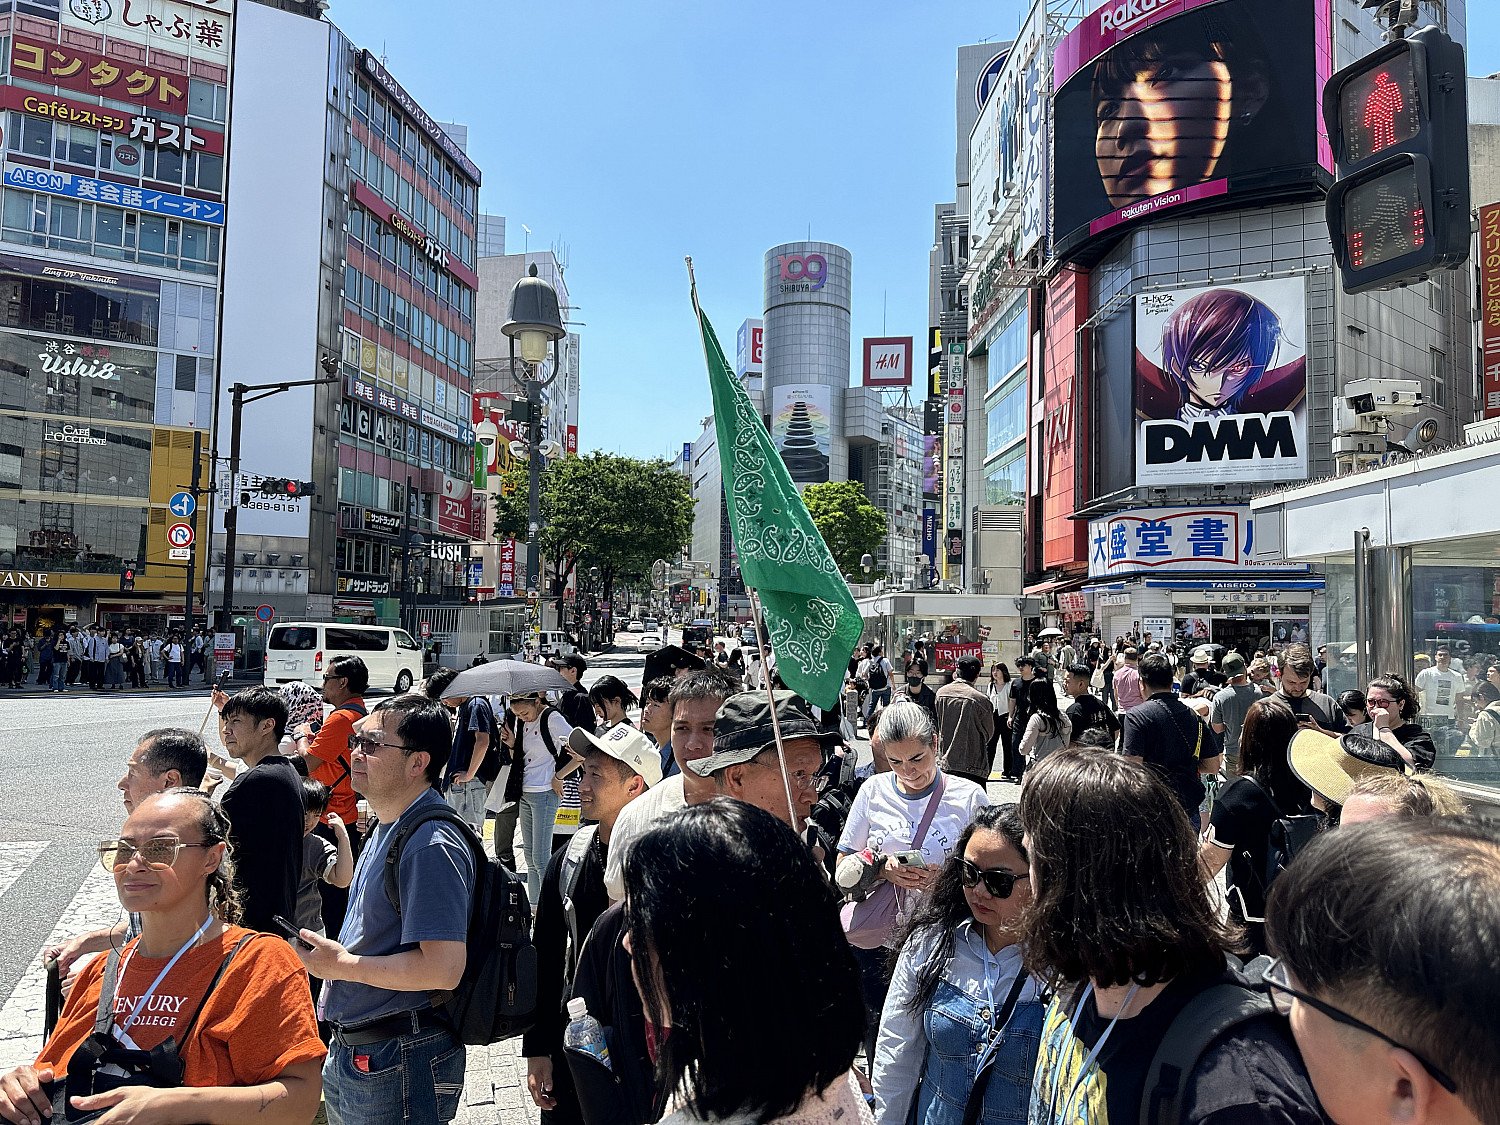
1032, 967, 1327, 1125
1067, 693, 1121, 741
1122, 697, 1220, 818
558, 686, 597, 735
1348, 721, 1437, 771
219, 754, 304, 933
1208, 776, 1282, 952
522, 829, 611, 1060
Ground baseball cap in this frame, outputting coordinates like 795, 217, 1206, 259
1222, 652, 1247, 677
685, 690, 839, 777
566, 723, 662, 788
1289, 729, 1407, 807
550, 653, 587, 674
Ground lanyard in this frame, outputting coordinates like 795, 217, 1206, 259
115, 915, 213, 1036
1047, 981, 1140, 1124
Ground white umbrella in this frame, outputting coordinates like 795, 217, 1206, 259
444, 659, 572, 700
1036, 627, 1065, 639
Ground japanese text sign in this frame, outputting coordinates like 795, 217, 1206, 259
1087, 506, 1257, 577
63, 0, 231, 62
0, 87, 222, 154
4, 165, 224, 225
11, 35, 189, 114
1481, 203, 1500, 420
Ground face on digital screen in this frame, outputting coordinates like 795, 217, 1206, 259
1091, 18, 1270, 209
1160, 289, 1281, 417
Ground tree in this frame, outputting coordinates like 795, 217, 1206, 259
489, 452, 694, 620
802, 479, 887, 579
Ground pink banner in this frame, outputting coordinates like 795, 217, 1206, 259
935, 642, 984, 672
1089, 178, 1228, 236
1053, 0, 1224, 88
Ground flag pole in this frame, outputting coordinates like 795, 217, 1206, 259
687, 256, 797, 827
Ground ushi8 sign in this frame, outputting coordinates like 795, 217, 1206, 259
1133, 275, 1308, 486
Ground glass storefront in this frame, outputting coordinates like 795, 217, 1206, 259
1170, 603, 1312, 661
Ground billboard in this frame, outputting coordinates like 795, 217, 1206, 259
1052, 0, 1319, 258
1481, 203, 1500, 420
735, 318, 763, 378
770, 384, 831, 484
1134, 276, 1307, 486
1088, 505, 1258, 576
862, 337, 913, 387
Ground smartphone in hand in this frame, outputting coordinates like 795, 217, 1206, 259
272, 915, 314, 950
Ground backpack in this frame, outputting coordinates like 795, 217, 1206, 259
866, 658, 889, 691
383, 804, 538, 1044
1139, 956, 1279, 1125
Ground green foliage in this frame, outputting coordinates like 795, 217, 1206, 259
489, 452, 695, 604
801, 479, 887, 578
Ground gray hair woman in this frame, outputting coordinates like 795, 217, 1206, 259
836, 701, 992, 1067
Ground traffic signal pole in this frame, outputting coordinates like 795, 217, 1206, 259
216, 376, 338, 633
185, 430, 201, 641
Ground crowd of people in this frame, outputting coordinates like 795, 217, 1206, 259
2, 630, 1496, 1125
0, 623, 214, 691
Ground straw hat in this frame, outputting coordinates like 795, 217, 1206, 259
1288, 728, 1407, 807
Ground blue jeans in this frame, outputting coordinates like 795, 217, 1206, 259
324, 1023, 465, 1125
445, 778, 488, 833
49, 661, 66, 690
519, 789, 560, 905
864, 687, 892, 721
165, 661, 182, 687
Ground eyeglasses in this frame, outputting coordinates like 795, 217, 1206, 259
750, 759, 829, 794
349, 733, 411, 755
322, 674, 345, 684
1260, 959, 1457, 1094
957, 859, 1029, 899
98, 837, 212, 871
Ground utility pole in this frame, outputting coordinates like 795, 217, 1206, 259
216, 374, 339, 632
184, 430, 202, 639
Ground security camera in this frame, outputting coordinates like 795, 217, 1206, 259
1342, 378, 1423, 420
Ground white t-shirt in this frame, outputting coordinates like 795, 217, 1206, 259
838, 771, 989, 868
1414, 667, 1465, 718
604, 773, 687, 901
521, 709, 574, 792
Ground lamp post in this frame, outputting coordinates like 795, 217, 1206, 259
860, 553, 874, 583
501, 264, 567, 609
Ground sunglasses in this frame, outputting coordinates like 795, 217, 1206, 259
1260, 959, 1457, 1094
98, 837, 211, 871
349, 733, 411, 755
957, 858, 1029, 899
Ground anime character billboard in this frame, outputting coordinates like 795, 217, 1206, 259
1134, 276, 1307, 486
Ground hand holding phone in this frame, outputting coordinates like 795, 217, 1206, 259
893, 850, 927, 868
272, 914, 314, 950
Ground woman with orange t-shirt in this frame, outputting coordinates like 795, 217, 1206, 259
0, 789, 325, 1125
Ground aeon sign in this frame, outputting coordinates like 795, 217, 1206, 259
777, 253, 827, 293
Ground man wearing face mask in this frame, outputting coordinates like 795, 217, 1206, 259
902, 665, 938, 725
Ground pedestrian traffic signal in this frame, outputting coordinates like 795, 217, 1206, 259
1323, 26, 1470, 294
120, 563, 135, 592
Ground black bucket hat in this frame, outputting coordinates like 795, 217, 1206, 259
685, 690, 839, 776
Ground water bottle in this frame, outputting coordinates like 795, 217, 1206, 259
563, 997, 611, 1071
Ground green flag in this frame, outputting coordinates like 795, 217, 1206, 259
696, 304, 862, 710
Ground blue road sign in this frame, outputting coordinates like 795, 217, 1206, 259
169, 492, 196, 518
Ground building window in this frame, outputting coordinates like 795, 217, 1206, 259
985, 448, 1025, 505
985, 376, 1026, 458
1431, 349, 1446, 408
987, 298, 1027, 391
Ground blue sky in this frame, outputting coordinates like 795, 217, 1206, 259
330, 0, 1500, 463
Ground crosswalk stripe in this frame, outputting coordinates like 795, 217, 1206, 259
0, 862, 123, 1071
0, 843, 48, 901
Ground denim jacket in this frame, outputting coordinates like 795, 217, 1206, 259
872, 922, 1045, 1125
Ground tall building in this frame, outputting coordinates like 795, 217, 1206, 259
0, 0, 230, 633
959, 0, 1477, 652
211, 2, 481, 646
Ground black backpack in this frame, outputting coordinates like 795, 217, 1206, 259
1139, 956, 1280, 1125
383, 804, 537, 1044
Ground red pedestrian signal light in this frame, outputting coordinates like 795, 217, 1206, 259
120, 565, 135, 592
1323, 26, 1469, 294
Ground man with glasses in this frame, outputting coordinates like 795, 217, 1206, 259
291, 655, 369, 938
296, 695, 475, 1125
217, 686, 305, 932
1265, 817, 1496, 1125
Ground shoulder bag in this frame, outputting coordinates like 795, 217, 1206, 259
839, 774, 946, 950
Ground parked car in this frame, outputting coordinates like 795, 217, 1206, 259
264, 623, 423, 693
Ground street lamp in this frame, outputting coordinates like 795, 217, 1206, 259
400, 527, 426, 636
502, 263, 567, 602
860, 553, 874, 581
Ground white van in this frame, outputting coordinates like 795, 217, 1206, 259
264, 623, 424, 694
